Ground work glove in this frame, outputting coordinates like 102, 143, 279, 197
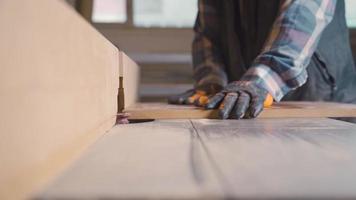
205, 81, 272, 119
168, 83, 223, 107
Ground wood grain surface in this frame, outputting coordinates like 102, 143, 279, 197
0, 1, 118, 199
192, 118, 356, 199
37, 118, 356, 199
37, 121, 223, 199
125, 101, 356, 119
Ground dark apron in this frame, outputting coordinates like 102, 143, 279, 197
219, 0, 356, 103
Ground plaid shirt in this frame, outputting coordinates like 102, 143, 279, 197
193, 0, 337, 101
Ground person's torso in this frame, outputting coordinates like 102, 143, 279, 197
218, 0, 356, 102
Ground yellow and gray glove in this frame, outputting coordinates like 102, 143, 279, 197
205, 81, 273, 119
168, 83, 223, 107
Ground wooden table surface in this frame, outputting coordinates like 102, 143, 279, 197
37, 118, 356, 199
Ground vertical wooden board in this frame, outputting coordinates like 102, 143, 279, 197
0, 0, 118, 199
192, 118, 356, 199
37, 120, 223, 199
122, 52, 140, 108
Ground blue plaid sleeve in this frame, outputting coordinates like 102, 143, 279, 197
241, 0, 337, 101
192, 0, 228, 88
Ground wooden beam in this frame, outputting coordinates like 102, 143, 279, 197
125, 102, 356, 119
0, 0, 118, 199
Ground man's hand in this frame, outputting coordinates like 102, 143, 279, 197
205, 81, 270, 119
168, 84, 223, 107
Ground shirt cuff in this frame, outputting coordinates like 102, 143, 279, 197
240, 64, 308, 101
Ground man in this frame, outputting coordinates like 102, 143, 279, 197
169, 0, 356, 120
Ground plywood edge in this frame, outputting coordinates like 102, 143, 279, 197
125, 102, 356, 119
1, 117, 116, 200
120, 51, 140, 109
0, 0, 119, 199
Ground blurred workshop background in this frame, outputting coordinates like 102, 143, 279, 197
66, 0, 356, 102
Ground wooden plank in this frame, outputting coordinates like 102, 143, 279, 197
0, 1, 118, 199
36, 120, 223, 199
38, 118, 356, 199
125, 101, 356, 119
122, 52, 140, 108
193, 118, 356, 199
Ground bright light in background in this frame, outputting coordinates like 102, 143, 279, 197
91, 0, 354, 28
133, 0, 198, 28
345, 0, 356, 28
92, 0, 127, 23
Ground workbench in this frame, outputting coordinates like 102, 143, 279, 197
37, 118, 356, 199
